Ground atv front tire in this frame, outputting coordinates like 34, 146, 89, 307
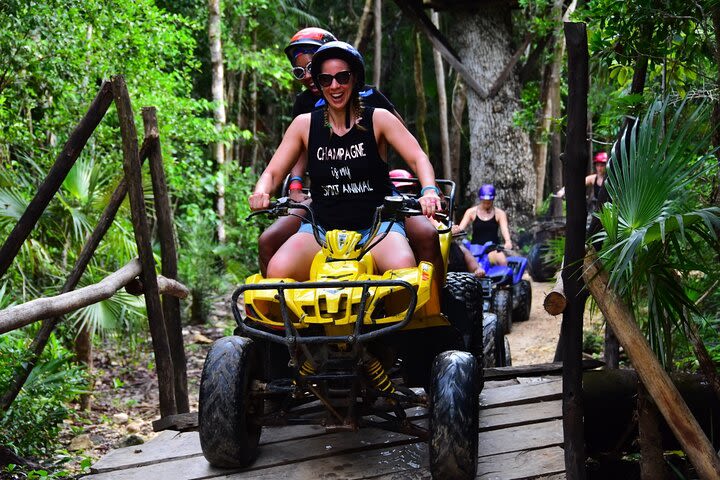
199, 336, 262, 468
512, 279, 532, 323
482, 313, 504, 368
494, 289, 512, 334
429, 351, 480, 480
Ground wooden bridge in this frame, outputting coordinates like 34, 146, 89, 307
84, 373, 565, 480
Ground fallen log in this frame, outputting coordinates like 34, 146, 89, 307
0, 259, 188, 334
543, 276, 567, 315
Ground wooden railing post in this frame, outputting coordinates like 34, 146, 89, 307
584, 251, 720, 479
142, 107, 189, 414
112, 75, 177, 417
0, 81, 114, 279
561, 21, 589, 480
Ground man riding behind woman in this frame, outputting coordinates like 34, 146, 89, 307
249, 41, 441, 280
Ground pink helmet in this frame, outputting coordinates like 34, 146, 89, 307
389, 169, 414, 188
594, 151, 608, 164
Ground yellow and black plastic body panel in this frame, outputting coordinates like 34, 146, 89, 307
243, 261, 447, 330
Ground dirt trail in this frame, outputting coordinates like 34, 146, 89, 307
506, 278, 563, 365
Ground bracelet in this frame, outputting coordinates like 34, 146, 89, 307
420, 185, 440, 196
289, 175, 303, 184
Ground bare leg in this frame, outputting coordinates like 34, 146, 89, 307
370, 232, 417, 272
488, 250, 508, 266
405, 216, 445, 287
257, 209, 305, 276
266, 232, 320, 281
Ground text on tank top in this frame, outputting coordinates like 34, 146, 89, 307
307, 106, 391, 230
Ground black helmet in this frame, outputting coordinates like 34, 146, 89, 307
284, 27, 337, 63
311, 41, 365, 91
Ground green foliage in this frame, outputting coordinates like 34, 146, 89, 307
0, 331, 87, 458
513, 81, 542, 134
592, 97, 720, 368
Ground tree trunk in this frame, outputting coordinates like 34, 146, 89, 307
447, 8, 535, 230
450, 75, 466, 187
354, 0, 374, 54
75, 324, 93, 410
373, 0, 382, 88
208, 0, 226, 244
413, 32, 429, 153
431, 11, 451, 179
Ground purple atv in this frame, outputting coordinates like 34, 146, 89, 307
462, 241, 532, 335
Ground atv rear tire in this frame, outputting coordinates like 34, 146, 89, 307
199, 336, 262, 468
494, 289, 512, 334
503, 336, 512, 366
429, 351, 480, 480
528, 242, 557, 282
482, 313, 507, 368
444, 272, 484, 366
512, 279, 532, 323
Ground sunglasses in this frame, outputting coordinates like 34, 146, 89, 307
317, 71, 352, 88
291, 62, 312, 80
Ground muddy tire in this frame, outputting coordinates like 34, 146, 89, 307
444, 272, 484, 367
199, 336, 262, 468
429, 351, 480, 480
482, 313, 499, 368
494, 289, 512, 334
528, 242, 557, 282
512, 279, 532, 323
503, 336, 512, 366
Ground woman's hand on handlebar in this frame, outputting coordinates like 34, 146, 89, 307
419, 190, 441, 218
248, 191, 270, 211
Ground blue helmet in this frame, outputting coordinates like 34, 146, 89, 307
478, 184, 495, 200
311, 41, 365, 91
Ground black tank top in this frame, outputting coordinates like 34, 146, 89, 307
307, 106, 391, 230
471, 209, 499, 245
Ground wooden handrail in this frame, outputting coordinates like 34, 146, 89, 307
0, 259, 188, 334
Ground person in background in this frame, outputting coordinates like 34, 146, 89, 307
451, 184, 512, 267
257, 28, 444, 288
585, 151, 608, 213
249, 41, 441, 281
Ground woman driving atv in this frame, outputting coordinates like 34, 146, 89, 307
257, 28, 444, 290
451, 184, 512, 267
249, 41, 441, 281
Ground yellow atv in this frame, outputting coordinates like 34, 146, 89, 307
199, 193, 482, 480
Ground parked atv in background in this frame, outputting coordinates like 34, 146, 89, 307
198, 195, 482, 479
463, 241, 532, 336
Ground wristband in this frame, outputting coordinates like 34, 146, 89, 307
289, 176, 303, 183
420, 185, 441, 196
289, 180, 303, 190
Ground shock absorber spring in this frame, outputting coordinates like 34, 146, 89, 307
299, 359, 316, 376
365, 358, 395, 393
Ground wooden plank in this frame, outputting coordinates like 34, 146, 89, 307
479, 400, 562, 431
91, 424, 332, 473
477, 446, 565, 480
484, 360, 603, 381
221, 442, 428, 479
478, 420, 563, 457
85, 428, 424, 479
481, 379, 562, 408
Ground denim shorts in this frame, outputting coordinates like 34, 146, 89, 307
298, 221, 406, 244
